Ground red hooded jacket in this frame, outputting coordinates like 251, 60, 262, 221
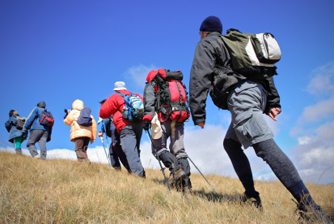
99, 90, 143, 132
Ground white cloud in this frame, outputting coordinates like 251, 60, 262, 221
307, 61, 334, 95
297, 136, 312, 145
124, 64, 158, 88
289, 61, 334, 184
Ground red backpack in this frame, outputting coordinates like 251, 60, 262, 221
153, 69, 190, 122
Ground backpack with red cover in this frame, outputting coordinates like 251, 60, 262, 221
153, 69, 190, 122
39, 109, 54, 127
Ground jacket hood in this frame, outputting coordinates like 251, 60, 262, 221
72, 100, 84, 110
37, 101, 46, 108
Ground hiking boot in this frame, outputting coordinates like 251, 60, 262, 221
33, 154, 41, 159
113, 167, 122, 171
15, 149, 22, 155
168, 169, 186, 186
183, 185, 192, 196
241, 192, 262, 210
297, 204, 333, 224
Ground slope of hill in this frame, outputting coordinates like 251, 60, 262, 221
0, 152, 333, 223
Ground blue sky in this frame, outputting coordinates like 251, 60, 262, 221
1, 0, 333, 184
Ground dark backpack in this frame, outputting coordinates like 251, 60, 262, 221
77, 107, 93, 126
153, 69, 190, 122
221, 28, 281, 77
39, 110, 54, 127
209, 29, 281, 110
16, 116, 26, 130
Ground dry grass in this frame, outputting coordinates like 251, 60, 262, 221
0, 151, 333, 223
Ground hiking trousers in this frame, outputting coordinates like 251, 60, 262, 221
14, 136, 25, 149
27, 129, 48, 159
74, 137, 90, 162
109, 141, 131, 172
120, 123, 145, 177
151, 120, 188, 159
225, 81, 274, 148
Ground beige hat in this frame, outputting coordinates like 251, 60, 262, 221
151, 113, 162, 139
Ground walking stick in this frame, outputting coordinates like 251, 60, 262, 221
100, 136, 113, 170
145, 130, 171, 192
103, 121, 114, 170
188, 156, 217, 193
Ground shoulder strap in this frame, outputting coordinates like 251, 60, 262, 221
116, 92, 125, 97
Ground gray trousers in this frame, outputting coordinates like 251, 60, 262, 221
120, 123, 145, 176
151, 121, 188, 159
225, 81, 274, 149
27, 129, 48, 159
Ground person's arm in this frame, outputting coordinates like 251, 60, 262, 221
91, 116, 97, 141
143, 82, 157, 122
99, 95, 118, 119
5, 117, 14, 132
264, 76, 282, 118
63, 110, 76, 126
189, 40, 217, 127
23, 108, 38, 130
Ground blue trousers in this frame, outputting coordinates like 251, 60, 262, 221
119, 123, 145, 177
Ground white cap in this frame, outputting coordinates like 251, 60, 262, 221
151, 113, 162, 139
113, 81, 127, 91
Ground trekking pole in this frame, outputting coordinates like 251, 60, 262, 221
145, 130, 171, 192
103, 123, 114, 170
100, 136, 112, 170
187, 156, 217, 193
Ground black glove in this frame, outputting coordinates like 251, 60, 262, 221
143, 120, 151, 131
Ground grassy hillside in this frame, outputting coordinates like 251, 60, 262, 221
0, 152, 333, 223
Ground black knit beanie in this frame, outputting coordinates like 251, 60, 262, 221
37, 101, 46, 108
200, 16, 222, 34
9, 110, 15, 117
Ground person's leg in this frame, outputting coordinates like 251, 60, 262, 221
109, 142, 121, 169
27, 130, 44, 158
82, 137, 90, 162
253, 139, 313, 203
120, 124, 144, 177
38, 130, 48, 160
224, 137, 259, 199
113, 142, 131, 172
253, 138, 332, 222
169, 122, 191, 192
14, 136, 24, 155
75, 137, 88, 162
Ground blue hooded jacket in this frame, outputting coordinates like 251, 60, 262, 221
23, 101, 52, 141
5, 114, 24, 142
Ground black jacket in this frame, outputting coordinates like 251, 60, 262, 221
189, 32, 281, 125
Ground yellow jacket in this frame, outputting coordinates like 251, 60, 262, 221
64, 100, 97, 142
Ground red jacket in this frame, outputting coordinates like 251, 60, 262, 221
99, 90, 143, 132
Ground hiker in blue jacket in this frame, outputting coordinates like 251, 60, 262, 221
98, 100, 131, 173
5, 110, 27, 155
189, 16, 332, 223
22, 101, 52, 160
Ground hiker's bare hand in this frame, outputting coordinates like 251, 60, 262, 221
198, 122, 205, 129
268, 108, 281, 121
